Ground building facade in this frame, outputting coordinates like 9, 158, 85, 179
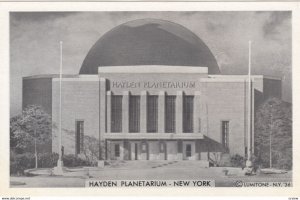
22, 19, 282, 162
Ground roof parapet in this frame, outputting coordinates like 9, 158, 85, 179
98, 65, 208, 74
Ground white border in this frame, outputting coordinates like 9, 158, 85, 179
0, 1, 299, 197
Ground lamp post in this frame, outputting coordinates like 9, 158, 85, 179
34, 128, 37, 168
269, 104, 273, 168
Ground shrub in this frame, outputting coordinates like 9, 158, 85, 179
230, 154, 245, 168
62, 154, 92, 167
209, 152, 222, 167
82, 135, 99, 164
10, 152, 93, 175
38, 152, 59, 168
10, 152, 35, 175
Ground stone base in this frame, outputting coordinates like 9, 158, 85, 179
53, 160, 66, 175
246, 160, 253, 167
243, 167, 253, 176
97, 160, 105, 168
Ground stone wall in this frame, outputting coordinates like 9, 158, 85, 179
52, 78, 100, 155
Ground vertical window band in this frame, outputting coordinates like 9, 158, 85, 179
75, 120, 84, 155
183, 96, 194, 133
129, 95, 140, 133
111, 95, 122, 133
222, 121, 229, 149
147, 95, 158, 133
165, 95, 176, 133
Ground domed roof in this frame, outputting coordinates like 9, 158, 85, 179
79, 19, 220, 74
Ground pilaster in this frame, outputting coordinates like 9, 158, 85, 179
122, 91, 129, 133
140, 91, 147, 133
158, 91, 165, 133
176, 91, 183, 133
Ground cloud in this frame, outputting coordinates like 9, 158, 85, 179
261, 12, 291, 39
10, 12, 79, 22
205, 20, 227, 32
9, 11, 292, 116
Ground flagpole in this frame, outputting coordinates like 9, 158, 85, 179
206, 103, 210, 162
247, 40, 252, 164
59, 41, 63, 162
54, 41, 64, 174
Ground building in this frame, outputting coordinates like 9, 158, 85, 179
22, 19, 282, 163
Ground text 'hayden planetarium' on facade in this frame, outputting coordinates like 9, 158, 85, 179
22, 19, 282, 165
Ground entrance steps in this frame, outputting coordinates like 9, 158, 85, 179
106, 160, 209, 169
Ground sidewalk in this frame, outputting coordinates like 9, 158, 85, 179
10, 161, 292, 187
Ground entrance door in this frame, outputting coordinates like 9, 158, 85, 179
159, 141, 167, 160
183, 142, 195, 160
185, 144, 192, 158
130, 142, 139, 160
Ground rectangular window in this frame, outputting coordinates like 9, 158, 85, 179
165, 95, 176, 133
111, 95, 122, 133
183, 96, 194, 133
147, 95, 158, 133
114, 144, 120, 157
129, 95, 140, 133
221, 121, 229, 148
186, 144, 192, 157
75, 120, 84, 155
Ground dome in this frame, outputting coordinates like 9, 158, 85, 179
79, 19, 220, 74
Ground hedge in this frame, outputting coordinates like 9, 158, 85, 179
10, 152, 93, 175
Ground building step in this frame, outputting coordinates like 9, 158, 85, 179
106, 160, 209, 169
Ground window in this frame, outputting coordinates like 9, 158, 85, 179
129, 95, 140, 132
147, 95, 158, 133
111, 95, 122, 132
165, 95, 176, 133
183, 96, 194, 133
186, 144, 192, 157
114, 144, 120, 157
75, 120, 84, 155
221, 121, 229, 148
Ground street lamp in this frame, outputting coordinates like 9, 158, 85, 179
269, 104, 273, 168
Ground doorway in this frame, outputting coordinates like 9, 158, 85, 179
130, 142, 139, 160
183, 142, 195, 160
186, 144, 192, 158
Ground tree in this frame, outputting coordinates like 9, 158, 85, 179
254, 97, 292, 170
10, 115, 24, 153
10, 105, 51, 168
82, 135, 100, 164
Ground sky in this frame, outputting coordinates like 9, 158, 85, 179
10, 11, 292, 116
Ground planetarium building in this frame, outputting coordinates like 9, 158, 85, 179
23, 19, 282, 163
